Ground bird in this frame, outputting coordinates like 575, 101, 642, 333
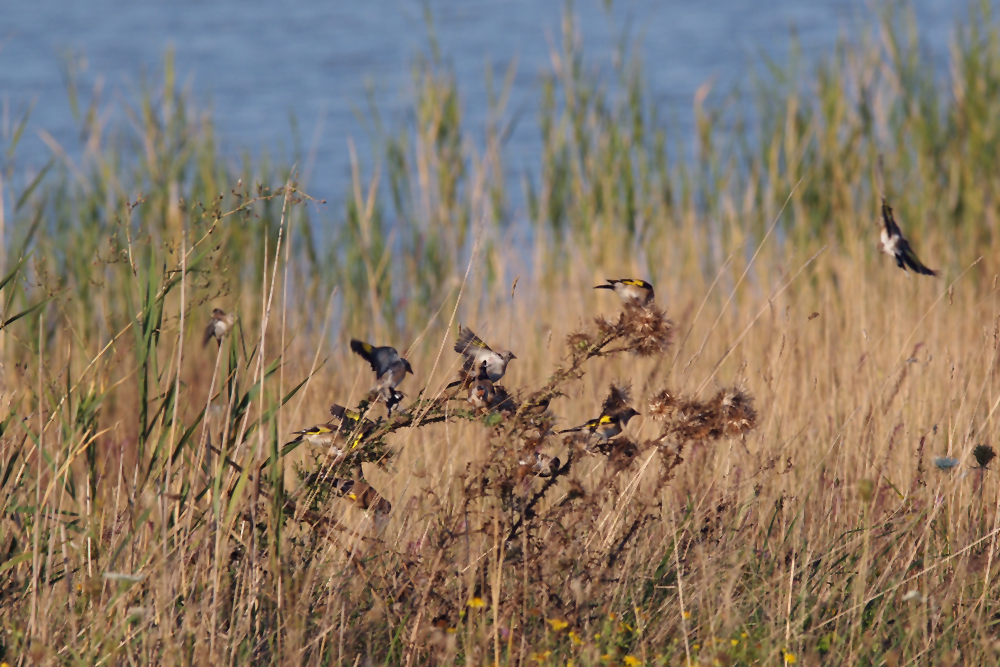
558, 408, 640, 442
878, 198, 937, 276
594, 279, 655, 305
328, 403, 378, 438
203, 308, 236, 347
467, 361, 495, 410
283, 408, 375, 458
350, 339, 413, 410
518, 451, 561, 477
331, 477, 392, 516
449, 325, 516, 387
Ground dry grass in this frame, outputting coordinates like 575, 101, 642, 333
3, 219, 1000, 665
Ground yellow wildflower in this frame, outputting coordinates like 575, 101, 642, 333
692, 644, 700, 651
531, 651, 552, 662
741, 632, 747, 638
548, 618, 569, 631
784, 653, 797, 664
682, 611, 691, 619
731, 639, 738, 646
623, 656, 642, 666
569, 630, 584, 645
467, 597, 486, 608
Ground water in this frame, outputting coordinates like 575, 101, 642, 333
1, 0, 961, 213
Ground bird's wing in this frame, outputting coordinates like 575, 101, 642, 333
203, 321, 218, 346
900, 242, 938, 276
329, 404, 360, 422
455, 325, 493, 356
881, 199, 902, 237
293, 422, 338, 436
350, 339, 378, 371
351, 340, 397, 375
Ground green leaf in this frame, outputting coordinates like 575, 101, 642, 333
1, 293, 56, 330
0, 550, 32, 575
14, 157, 54, 213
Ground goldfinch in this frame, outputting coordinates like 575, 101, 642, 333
467, 361, 495, 410
558, 408, 640, 442
450, 325, 516, 386
203, 308, 236, 347
284, 416, 370, 458
594, 279, 655, 305
878, 198, 937, 276
331, 478, 391, 515
350, 339, 413, 410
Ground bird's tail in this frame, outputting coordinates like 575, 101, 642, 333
350, 339, 374, 363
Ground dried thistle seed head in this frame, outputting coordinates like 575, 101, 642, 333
621, 303, 674, 356
594, 312, 625, 336
601, 382, 633, 418
649, 389, 679, 421
716, 386, 757, 437
607, 438, 639, 471
973, 444, 997, 468
670, 396, 719, 442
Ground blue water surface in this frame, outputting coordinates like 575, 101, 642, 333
0, 0, 960, 216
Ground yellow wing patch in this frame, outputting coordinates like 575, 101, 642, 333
297, 424, 332, 435
598, 415, 615, 425
362, 342, 373, 353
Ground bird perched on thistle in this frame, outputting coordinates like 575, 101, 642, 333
594, 279, 655, 305
878, 198, 937, 276
467, 361, 495, 411
350, 339, 413, 413
283, 407, 375, 458
203, 308, 236, 347
558, 408, 640, 442
449, 325, 516, 388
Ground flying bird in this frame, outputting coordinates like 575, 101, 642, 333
878, 199, 937, 276
203, 308, 236, 347
350, 339, 413, 411
449, 325, 516, 387
594, 279, 655, 305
